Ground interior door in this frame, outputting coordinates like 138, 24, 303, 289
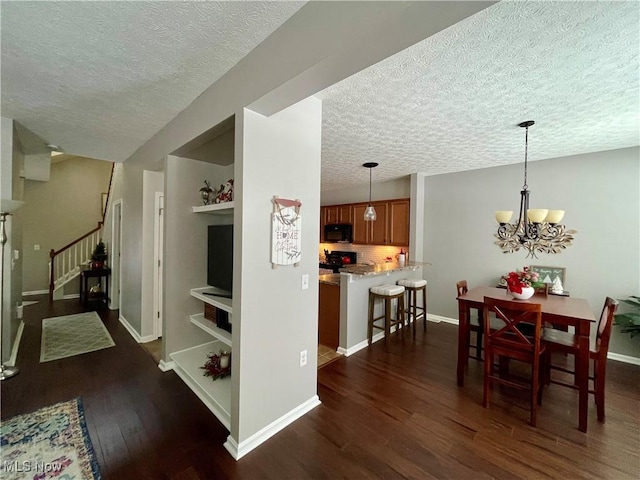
111, 200, 122, 310
153, 193, 164, 338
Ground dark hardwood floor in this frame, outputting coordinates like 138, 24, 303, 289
2, 297, 639, 479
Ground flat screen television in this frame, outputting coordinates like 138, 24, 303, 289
207, 224, 233, 298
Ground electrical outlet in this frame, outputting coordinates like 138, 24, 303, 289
301, 274, 309, 290
299, 349, 307, 367
34, 244, 40, 251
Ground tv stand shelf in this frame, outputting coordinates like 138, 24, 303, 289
190, 313, 232, 347
170, 340, 231, 430
192, 201, 234, 214
191, 287, 232, 314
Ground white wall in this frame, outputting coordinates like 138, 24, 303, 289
140, 170, 164, 339
104, 163, 145, 333
422, 147, 640, 358
321, 176, 410, 205
234, 97, 322, 445
0, 118, 25, 363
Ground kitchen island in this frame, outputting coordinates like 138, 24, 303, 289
328, 262, 425, 356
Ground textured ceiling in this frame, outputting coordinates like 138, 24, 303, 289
1, 1, 305, 161
1, 1, 638, 191
318, 0, 640, 191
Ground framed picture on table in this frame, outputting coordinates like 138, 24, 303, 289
530, 265, 566, 287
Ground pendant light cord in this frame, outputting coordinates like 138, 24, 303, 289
369, 167, 372, 203
523, 125, 529, 190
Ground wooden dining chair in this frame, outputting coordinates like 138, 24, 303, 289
483, 297, 545, 427
542, 296, 618, 422
456, 280, 483, 360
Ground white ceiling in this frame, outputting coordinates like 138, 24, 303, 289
2, 1, 638, 191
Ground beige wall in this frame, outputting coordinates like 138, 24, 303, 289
22, 156, 112, 292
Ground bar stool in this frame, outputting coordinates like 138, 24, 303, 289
397, 279, 427, 336
368, 284, 406, 350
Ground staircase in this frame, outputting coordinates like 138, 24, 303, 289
49, 223, 103, 300
48, 163, 114, 301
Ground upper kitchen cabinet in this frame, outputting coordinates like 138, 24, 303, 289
326, 198, 409, 246
321, 204, 353, 242
352, 201, 388, 245
388, 199, 410, 246
324, 204, 352, 224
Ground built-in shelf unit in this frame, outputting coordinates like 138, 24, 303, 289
169, 200, 235, 432
192, 201, 235, 214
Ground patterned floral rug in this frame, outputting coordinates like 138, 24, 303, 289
0, 398, 102, 479
40, 312, 115, 363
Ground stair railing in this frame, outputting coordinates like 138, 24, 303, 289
49, 222, 102, 301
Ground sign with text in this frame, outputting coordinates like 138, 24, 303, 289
271, 204, 302, 267
530, 265, 566, 286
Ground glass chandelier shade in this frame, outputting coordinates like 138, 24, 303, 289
494, 121, 576, 258
363, 162, 379, 222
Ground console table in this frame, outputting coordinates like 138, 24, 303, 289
79, 268, 111, 309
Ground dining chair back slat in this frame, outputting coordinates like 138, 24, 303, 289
482, 296, 545, 426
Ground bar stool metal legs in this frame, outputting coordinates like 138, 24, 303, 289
368, 284, 406, 351
397, 279, 427, 337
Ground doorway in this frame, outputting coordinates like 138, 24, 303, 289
110, 200, 122, 310
153, 193, 164, 338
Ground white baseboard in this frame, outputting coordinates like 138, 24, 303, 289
338, 331, 385, 357
22, 290, 48, 296
62, 293, 79, 300
608, 352, 640, 366
158, 360, 174, 372
423, 314, 640, 366
427, 314, 458, 325
118, 315, 157, 343
224, 395, 321, 460
337, 316, 443, 357
7, 320, 25, 366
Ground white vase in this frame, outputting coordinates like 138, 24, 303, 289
510, 286, 535, 300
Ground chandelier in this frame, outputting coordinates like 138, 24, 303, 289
494, 121, 576, 258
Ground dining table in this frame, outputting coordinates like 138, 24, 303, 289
456, 286, 596, 432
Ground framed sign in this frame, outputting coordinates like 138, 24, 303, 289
530, 265, 566, 286
271, 197, 302, 268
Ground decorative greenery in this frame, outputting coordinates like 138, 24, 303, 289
614, 296, 640, 338
91, 241, 107, 262
201, 351, 231, 380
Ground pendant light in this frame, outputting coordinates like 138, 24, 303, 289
363, 162, 378, 221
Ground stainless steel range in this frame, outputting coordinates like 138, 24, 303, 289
319, 250, 357, 273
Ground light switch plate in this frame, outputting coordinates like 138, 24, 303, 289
301, 274, 309, 290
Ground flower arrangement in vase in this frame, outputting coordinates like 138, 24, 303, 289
502, 266, 542, 300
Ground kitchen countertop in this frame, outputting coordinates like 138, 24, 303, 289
319, 273, 341, 286
339, 261, 426, 276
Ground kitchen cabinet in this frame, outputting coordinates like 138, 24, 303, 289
352, 201, 391, 245
388, 199, 410, 246
318, 282, 340, 349
322, 198, 409, 246
324, 205, 352, 224
321, 204, 353, 242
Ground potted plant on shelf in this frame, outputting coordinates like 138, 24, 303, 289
614, 296, 640, 338
91, 241, 108, 270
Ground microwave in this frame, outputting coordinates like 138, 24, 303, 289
324, 223, 353, 243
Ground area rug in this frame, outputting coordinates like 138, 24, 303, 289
0, 398, 102, 479
40, 312, 115, 363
